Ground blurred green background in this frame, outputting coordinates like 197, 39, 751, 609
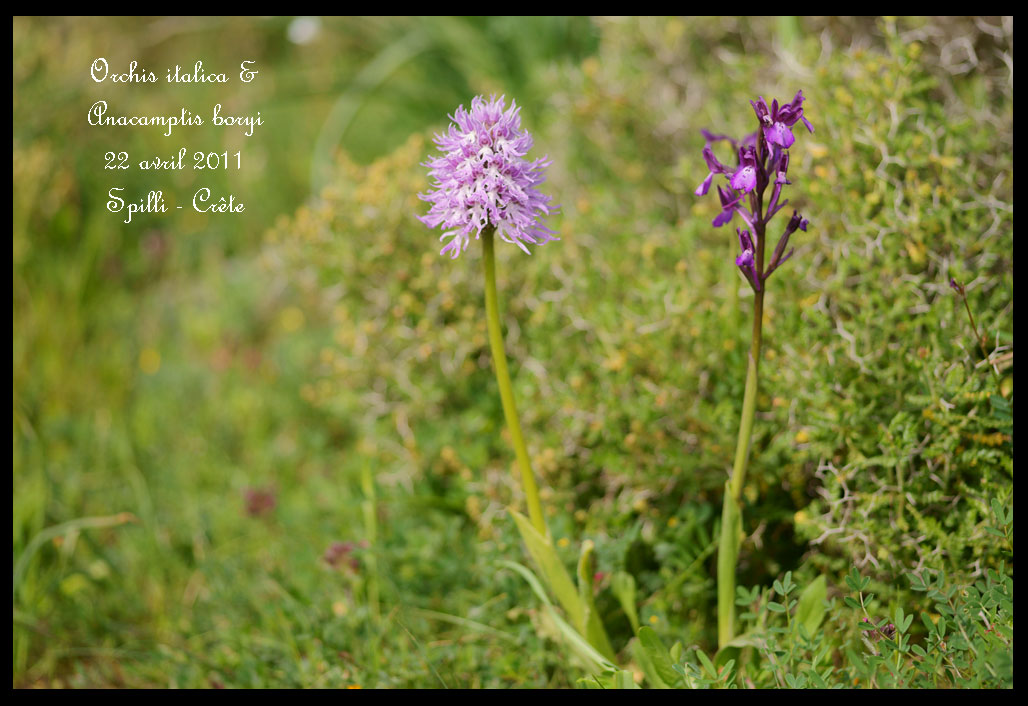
13, 16, 1012, 688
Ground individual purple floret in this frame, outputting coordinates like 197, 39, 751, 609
418, 95, 558, 259
697, 144, 734, 197
751, 91, 814, 152
697, 91, 812, 290
736, 228, 760, 291
729, 145, 761, 194
714, 185, 746, 228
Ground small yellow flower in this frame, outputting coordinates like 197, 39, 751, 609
603, 351, 627, 372
139, 347, 161, 375
807, 143, 829, 159
279, 306, 305, 333
582, 56, 600, 78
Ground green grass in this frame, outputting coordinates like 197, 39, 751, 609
14, 16, 1012, 688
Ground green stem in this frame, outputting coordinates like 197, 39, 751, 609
729, 291, 764, 503
718, 186, 766, 650
482, 228, 547, 536
963, 296, 985, 356
361, 459, 380, 625
962, 294, 999, 379
718, 293, 764, 648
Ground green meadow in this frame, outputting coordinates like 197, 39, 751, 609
13, 16, 1012, 688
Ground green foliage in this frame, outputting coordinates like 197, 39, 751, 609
794, 574, 827, 637
611, 557, 1012, 688
14, 16, 1012, 687
508, 510, 615, 660
13, 16, 598, 689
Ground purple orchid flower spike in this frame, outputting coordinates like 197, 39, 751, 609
418, 94, 557, 259
697, 90, 811, 292
700, 90, 815, 653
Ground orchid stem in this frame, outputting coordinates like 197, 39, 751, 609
718, 173, 767, 649
731, 291, 765, 503
482, 228, 548, 536
718, 289, 764, 648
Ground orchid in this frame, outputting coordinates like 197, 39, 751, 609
418, 95, 557, 259
751, 90, 814, 151
696, 91, 814, 649
697, 89, 812, 290
417, 98, 616, 662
